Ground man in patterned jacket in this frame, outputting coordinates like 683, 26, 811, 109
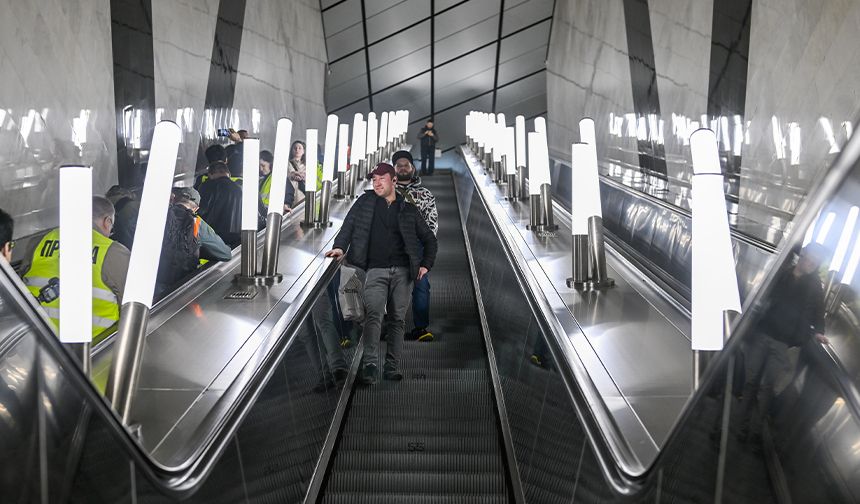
392, 150, 439, 341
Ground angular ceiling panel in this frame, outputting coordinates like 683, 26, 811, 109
328, 51, 367, 88
502, 0, 554, 36
368, 21, 430, 70
366, 0, 431, 44
326, 23, 365, 61
370, 47, 431, 93
322, 0, 361, 36
320, 0, 553, 150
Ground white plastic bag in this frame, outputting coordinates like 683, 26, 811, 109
338, 266, 365, 321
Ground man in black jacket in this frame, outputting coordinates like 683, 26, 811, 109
198, 162, 244, 248
737, 243, 828, 441
417, 119, 438, 176
326, 163, 438, 385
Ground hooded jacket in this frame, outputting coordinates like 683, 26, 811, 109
334, 190, 438, 280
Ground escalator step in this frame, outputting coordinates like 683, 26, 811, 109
325, 470, 507, 494
330, 451, 504, 472
337, 433, 501, 453
321, 492, 508, 504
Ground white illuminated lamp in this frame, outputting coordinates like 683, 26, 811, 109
515, 116, 526, 168
378, 112, 389, 152
816, 212, 836, 244
570, 143, 592, 235
579, 118, 602, 219
535, 116, 546, 135
59, 165, 93, 343
528, 132, 546, 195
305, 129, 318, 190
580, 117, 597, 157
123, 121, 182, 307
267, 118, 293, 216
260, 119, 292, 279
352, 115, 366, 163
505, 127, 517, 175
337, 124, 349, 173
109, 121, 182, 422
322, 114, 339, 182
242, 138, 261, 230
830, 206, 859, 271
367, 113, 379, 157
690, 128, 742, 351
840, 234, 860, 285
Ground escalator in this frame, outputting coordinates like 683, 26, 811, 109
2, 159, 860, 503
317, 174, 512, 503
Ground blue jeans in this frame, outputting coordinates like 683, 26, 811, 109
412, 272, 430, 329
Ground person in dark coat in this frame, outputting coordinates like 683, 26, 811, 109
197, 162, 244, 248
417, 119, 439, 176
737, 242, 828, 442
325, 163, 438, 385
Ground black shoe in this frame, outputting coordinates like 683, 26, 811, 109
383, 366, 403, 381
333, 367, 348, 384
312, 374, 336, 393
359, 364, 377, 386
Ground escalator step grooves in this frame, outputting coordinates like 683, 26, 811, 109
320, 172, 510, 501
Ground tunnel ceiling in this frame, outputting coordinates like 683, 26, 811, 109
320, 0, 554, 151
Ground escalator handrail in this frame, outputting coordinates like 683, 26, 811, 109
0, 246, 345, 499
456, 148, 648, 493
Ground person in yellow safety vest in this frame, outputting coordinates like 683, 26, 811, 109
20, 196, 130, 345
0, 207, 14, 264
171, 187, 232, 265
258, 149, 295, 213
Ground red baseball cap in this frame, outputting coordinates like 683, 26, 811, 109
367, 162, 396, 180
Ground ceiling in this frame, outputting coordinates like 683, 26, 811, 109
320, 0, 554, 151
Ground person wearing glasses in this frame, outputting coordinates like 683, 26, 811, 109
0, 208, 13, 263
19, 197, 130, 344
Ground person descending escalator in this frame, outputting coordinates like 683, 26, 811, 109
392, 150, 439, 342
171, 187, 231, 264
154, 196, 201, 300
325, 163, 438, 385
0, 208, 14, 264
20, 197, 130, 344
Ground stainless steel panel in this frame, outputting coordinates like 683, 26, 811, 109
459, 146, 693, 467
89, 182, 369, 469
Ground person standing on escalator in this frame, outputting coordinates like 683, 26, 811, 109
417, 119, 439, 176
392, 150, 438, 342
325, 163, 438, 385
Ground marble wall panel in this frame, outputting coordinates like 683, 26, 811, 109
546, 0, 636, 166
0, 0, 116, 237
739, 0, 860, 244
1, 0, 328, 239
232, 0, 328, 153
152, 0, 220, 181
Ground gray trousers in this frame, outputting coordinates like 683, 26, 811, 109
362, 266, 412, 369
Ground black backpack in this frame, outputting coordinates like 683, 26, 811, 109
156, 205, 201, 297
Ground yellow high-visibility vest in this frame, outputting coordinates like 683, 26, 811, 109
260, 173, 273, 206
23, 229, 121, 344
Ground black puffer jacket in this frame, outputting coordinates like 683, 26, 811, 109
334, 190, 438, 280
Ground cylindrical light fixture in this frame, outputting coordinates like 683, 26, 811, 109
378, 111, 389, 158
260, 118, 292, 279
238, 138, 261, 280
322, 114, 339, 182
335, 123, 349, 199
59, 165, 93, 344
303, 129, 319, 226
690, 128, 741, 353
367, 112, 378, 165
351, 115, 367, 193
527, 131, 544, 229
107, 120, 181, 424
